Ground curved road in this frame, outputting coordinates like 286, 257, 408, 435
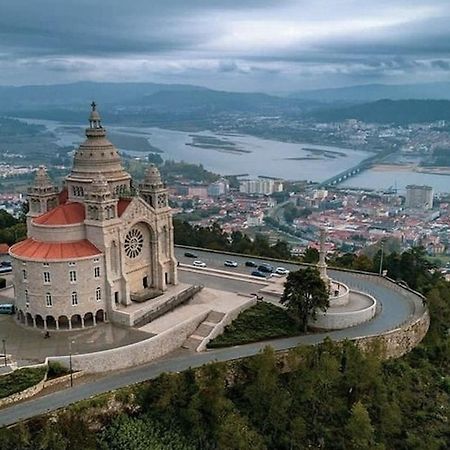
0, 248, 424, 427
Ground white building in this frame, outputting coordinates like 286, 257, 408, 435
405, 185, 433, 210
239, 179, 283, 195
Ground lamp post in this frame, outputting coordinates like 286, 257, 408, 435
2, 339, 6, 367
379, 239, 385, 276
69, 340, 74, 387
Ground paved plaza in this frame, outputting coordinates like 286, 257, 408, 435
0, 315, 151, 365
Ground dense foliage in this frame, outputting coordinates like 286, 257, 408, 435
0, 209, 26, 245
174, 219, 292, 260
208, 302, 300, 348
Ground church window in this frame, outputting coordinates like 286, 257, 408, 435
71, 291, 78, 306
22, 269, 27, 281
25, 289, 29, 307
124, 227, 144, 259
68, 262, 76, 267
43, 263, 49, 267
69, 270, 77, 283
45, 293, 52, 307
94, 266, 100, 278
95, 287, 101, 301
43, 271, 51, 284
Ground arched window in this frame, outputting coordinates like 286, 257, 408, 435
71, 291, 78, 306
25, 289, 29, 307
45, 292, 52, 307
95, 287, 101, 301
22, 269, 27, 281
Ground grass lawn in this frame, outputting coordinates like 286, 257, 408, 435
207, 301, 302, 348
0, 367, 47, 399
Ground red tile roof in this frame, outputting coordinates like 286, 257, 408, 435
33, 202, 85, 225
10, 238, 101, 260
118, 198, 131, 217
0, 243, 9, 255
58, 188, 68, 205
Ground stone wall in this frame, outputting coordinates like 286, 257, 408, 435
49, 310, 209, 372
354, 309, 430, 359
312, 291, 376, 330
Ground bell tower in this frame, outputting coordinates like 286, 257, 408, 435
27, 166, 59, 221
139, 164, 169, 210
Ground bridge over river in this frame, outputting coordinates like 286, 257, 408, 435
319, 148, 396, 188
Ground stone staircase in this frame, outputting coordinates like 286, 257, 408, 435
182, 311, 225, 351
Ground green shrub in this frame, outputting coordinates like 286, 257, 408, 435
0, 366, 47, 399
47, 361, 69, 379
208, 302, 301, 348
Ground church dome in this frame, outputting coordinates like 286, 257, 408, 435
144, 164, 162, 185
65, 103, 131, 186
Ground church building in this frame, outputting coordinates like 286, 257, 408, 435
9, 104, 177, 330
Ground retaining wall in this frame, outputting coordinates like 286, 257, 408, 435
196, 295, 257, 352
49, 310, 209, 372
312, 291, 376, 330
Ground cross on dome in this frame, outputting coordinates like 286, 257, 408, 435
89, 101, 102, 129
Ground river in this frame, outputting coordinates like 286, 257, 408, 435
19, 118, 370, 182
17, 118, 450, 193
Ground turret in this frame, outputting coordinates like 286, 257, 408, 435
84, 173, 118, 222
139, 164, 169, 209
27, 166, 59, 219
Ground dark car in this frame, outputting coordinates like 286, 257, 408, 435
258, 264, 274, 273
245, 261, 258, 267
251, 270, 267, 278
184, 252, 198, 258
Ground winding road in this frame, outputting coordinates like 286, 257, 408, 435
0, 247, 425, 427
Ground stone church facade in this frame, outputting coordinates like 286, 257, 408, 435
9, 104, 177, 330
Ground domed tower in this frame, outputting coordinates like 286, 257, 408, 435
65, 102, 131, 202
139, 164, 169, 210
84, 173, 119, 222
27, 166, 59, 224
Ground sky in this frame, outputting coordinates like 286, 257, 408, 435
1, 0, 450, 92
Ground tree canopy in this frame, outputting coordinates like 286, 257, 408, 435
280, 267, 329, 331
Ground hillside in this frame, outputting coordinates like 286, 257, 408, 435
290, 82, 450, 102
312, 99, 450, 124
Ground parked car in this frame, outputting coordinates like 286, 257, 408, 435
192, 260, 206, 268
258, 264, 274, 273
245, 261, 258, 267
0, 304, 14, 314
224, 260, 238, 267
251, 270, 267, 278
275, 267, 289, 275
184, 252, 198, 258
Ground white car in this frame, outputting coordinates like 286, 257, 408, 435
224, 260, 238, 267
193, 260, 206, 268
275, 267, 289, 275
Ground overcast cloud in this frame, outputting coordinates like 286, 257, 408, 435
1, 0, 449, 91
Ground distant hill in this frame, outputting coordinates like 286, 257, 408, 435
312, 99, 450, 124
0, 81, 208, 111
290, 82, 450, 102
0, 81, 311, 120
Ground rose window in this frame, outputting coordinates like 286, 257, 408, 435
124, 228, 144, 258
